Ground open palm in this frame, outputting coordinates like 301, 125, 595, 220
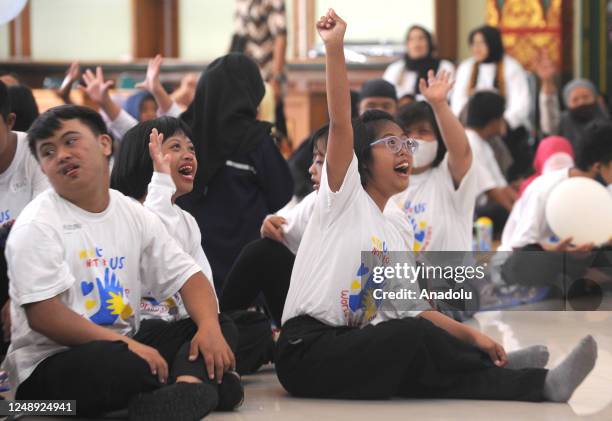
419, 70, 453, 105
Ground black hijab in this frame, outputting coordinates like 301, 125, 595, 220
181, 53, 272, 187
468, 25, 504, 63
403, 25, 440, 94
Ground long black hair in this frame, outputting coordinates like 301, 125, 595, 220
110, 116, 193, 200
468, 25, 504, 63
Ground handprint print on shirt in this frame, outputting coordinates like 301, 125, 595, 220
89, 267, 133, 326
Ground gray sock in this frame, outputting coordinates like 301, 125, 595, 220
506, 345, 550, 370
543, 335, 598, 402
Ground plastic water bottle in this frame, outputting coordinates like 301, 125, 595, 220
474, 217, 493, 251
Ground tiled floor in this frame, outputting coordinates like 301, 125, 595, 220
209, 311, 612, 421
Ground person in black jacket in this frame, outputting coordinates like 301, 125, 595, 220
179, 53, 293, 294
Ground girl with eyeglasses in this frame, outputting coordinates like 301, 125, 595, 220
275, 9, 596, 404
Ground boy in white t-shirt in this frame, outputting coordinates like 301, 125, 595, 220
500, 122, 612, 292
4, 105, 235, 419
465, 91, 519, 233
0, 81, 49, 352
276, 9, 597, 404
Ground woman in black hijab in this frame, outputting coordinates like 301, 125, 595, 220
451, 25, 532, 181
383, 25, 455, 99
179, 53, 293, 293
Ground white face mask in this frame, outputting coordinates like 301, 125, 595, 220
412, 139, 438, 169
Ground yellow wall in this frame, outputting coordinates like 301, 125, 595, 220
29, 0, 131, 61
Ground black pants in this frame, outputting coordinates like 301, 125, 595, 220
221, 238, 295, 326
225, 310, 274, 375
276, 316, 547, 401
16, 315, 237, 417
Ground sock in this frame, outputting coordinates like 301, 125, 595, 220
506, 345, 550, 370
129, 382, 218, 421
543, 335, 598, 402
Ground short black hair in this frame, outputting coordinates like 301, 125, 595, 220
354, 109, 400, 186
396, 101, 446, 168
110, 116, 193, 200
575, 121, 612, 171
310, 124, 329, 153
466, 91, 506, 129
27, 105, 111, 159
0, 81, 10, 122
8, 84, 39, 132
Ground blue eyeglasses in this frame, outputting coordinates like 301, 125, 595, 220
370, 136, 418, 154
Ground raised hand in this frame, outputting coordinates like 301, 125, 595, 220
148, 128, 171, 175
80, 66, 114, 105
316, 8, 347, 47
136, 54, 164, 94
58, 61, 81, 103
419, 69, 453, 106
534, 50, 557, 83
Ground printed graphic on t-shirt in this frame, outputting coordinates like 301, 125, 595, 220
404, 200, 432, 252
78, 246, 134, 326
0, 210, 12, 226
341, 235, 390, 327
140, 296, 180, 317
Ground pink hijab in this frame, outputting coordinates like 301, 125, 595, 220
519, 136, 575, 196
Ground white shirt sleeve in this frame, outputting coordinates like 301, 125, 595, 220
138, 208, 201, 302
143, 172, 180, 233
503, 56, 531, 129
143, 172, 217, 303
450, 59, 473, 117
6, 223, 74, 306
507, 190, 547, 249
158, 101, 183, 118
107, 109, 138, 140
278, 191, 317, 255
317, 153, 362, 226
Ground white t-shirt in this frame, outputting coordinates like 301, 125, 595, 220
3, 189, 201, 389
278, 191, 414, 255
383, 59, 456, 100
282, 154, 430, 328
499, 168, 570, 251
451, 55, 530, 130
392, 154, 480, 252
141, 172, 217, 321
277, 190, 318, 255
466, 129, 508, 206
0, 131, 49, 227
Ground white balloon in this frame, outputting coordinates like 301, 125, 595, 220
0, 0, 27, 25
545, 177, 612, 245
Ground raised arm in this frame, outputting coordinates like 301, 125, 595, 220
135, 54, 175, 114
317, 9, 352, 192
80, 67, 122, 120
420, 70, 472, 186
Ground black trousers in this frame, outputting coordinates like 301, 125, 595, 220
276, 316, 547, 401
16, 315, 238, 417
221, 238, 295, 326
225, 310, 274, 375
